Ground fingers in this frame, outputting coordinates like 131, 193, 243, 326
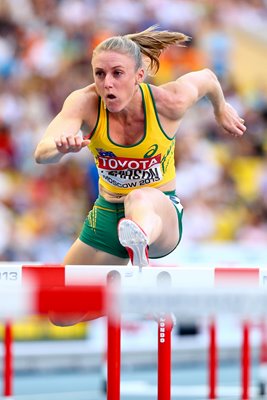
218, 103, 247, 138
222, 115, 246, 137
226, 124, 246, 137
228, 120, 246, 137
81, 139, 91, 147
55, 135, 90, 153
235, 117, 247, 136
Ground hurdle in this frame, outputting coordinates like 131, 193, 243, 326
3, 322, 13, 397
1, 264, 267, 399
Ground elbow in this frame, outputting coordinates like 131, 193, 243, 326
203, 68, 218, 82
35, 157, 43, 164
34, 140, 61, 164
34, 143, 49, 164
34, 147, 43, 164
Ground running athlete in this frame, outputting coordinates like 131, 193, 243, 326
34, 25, 246, 270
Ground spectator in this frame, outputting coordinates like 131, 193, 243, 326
0, 0, 266, 262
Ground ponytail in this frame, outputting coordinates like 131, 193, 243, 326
125, 25, 190, 74
93, 25, 190, 75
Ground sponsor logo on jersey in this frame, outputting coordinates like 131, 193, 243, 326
143, 144, 158, 158
98, 154, 162, 189
98, 154, 161, 170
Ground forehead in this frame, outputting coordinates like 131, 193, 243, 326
92, 50, 135, 69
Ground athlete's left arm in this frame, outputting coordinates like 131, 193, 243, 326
162, 68, 246, 137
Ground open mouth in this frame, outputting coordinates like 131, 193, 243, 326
106, 94, 116, 100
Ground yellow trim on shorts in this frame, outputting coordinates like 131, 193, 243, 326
94, 205, 124, 212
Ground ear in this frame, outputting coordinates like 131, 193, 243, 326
136, 68, 145, 84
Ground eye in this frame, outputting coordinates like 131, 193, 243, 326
95, 70, 105, 78
113, 70, 123, 77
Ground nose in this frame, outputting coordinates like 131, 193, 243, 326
104, 74, 113, 89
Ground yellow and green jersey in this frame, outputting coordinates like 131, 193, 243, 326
86, 83, 176, 194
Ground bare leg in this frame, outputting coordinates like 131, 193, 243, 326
50, 239, 128, 326
123, 188, 179, 258
64, 238, 129, 266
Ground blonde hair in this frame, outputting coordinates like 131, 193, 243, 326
92, 25, 190, 75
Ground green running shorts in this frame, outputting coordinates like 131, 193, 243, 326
79, 191, 183, 259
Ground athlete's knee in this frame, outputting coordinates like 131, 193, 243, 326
124, 189, 147, 207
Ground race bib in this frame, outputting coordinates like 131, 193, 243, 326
97, 154, 162, 189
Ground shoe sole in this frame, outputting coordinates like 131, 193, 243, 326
118, 219, 149, 267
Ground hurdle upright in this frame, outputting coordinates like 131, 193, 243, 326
3, 322, 13, 397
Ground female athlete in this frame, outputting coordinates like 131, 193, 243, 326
35, 26, 246, 270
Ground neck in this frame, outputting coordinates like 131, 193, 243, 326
117, 84, 142, 121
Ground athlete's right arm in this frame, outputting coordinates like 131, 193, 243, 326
34, 90, 91, 164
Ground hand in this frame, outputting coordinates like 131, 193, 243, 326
54, 134, 90, 153
215, 102, 246, 137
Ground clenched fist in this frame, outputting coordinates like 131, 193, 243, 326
55, 134, 90, 153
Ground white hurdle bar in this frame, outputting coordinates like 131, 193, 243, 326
1, 264, 267, 399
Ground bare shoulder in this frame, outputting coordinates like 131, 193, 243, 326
148, 83, 185, 120
62, 84, 99, 122
149, 69, 213, 120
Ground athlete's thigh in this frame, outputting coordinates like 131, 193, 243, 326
141, 188, 180, 248
64, 238, 129, 266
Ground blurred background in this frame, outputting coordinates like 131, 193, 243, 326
0, 0, 267, 263
0, 1, 267, 398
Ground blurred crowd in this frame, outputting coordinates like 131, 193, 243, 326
0, 0, 267, 262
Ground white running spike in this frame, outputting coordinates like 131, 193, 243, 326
118, 219, 149, 267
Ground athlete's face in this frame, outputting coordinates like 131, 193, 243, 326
92, 51, 144, 112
